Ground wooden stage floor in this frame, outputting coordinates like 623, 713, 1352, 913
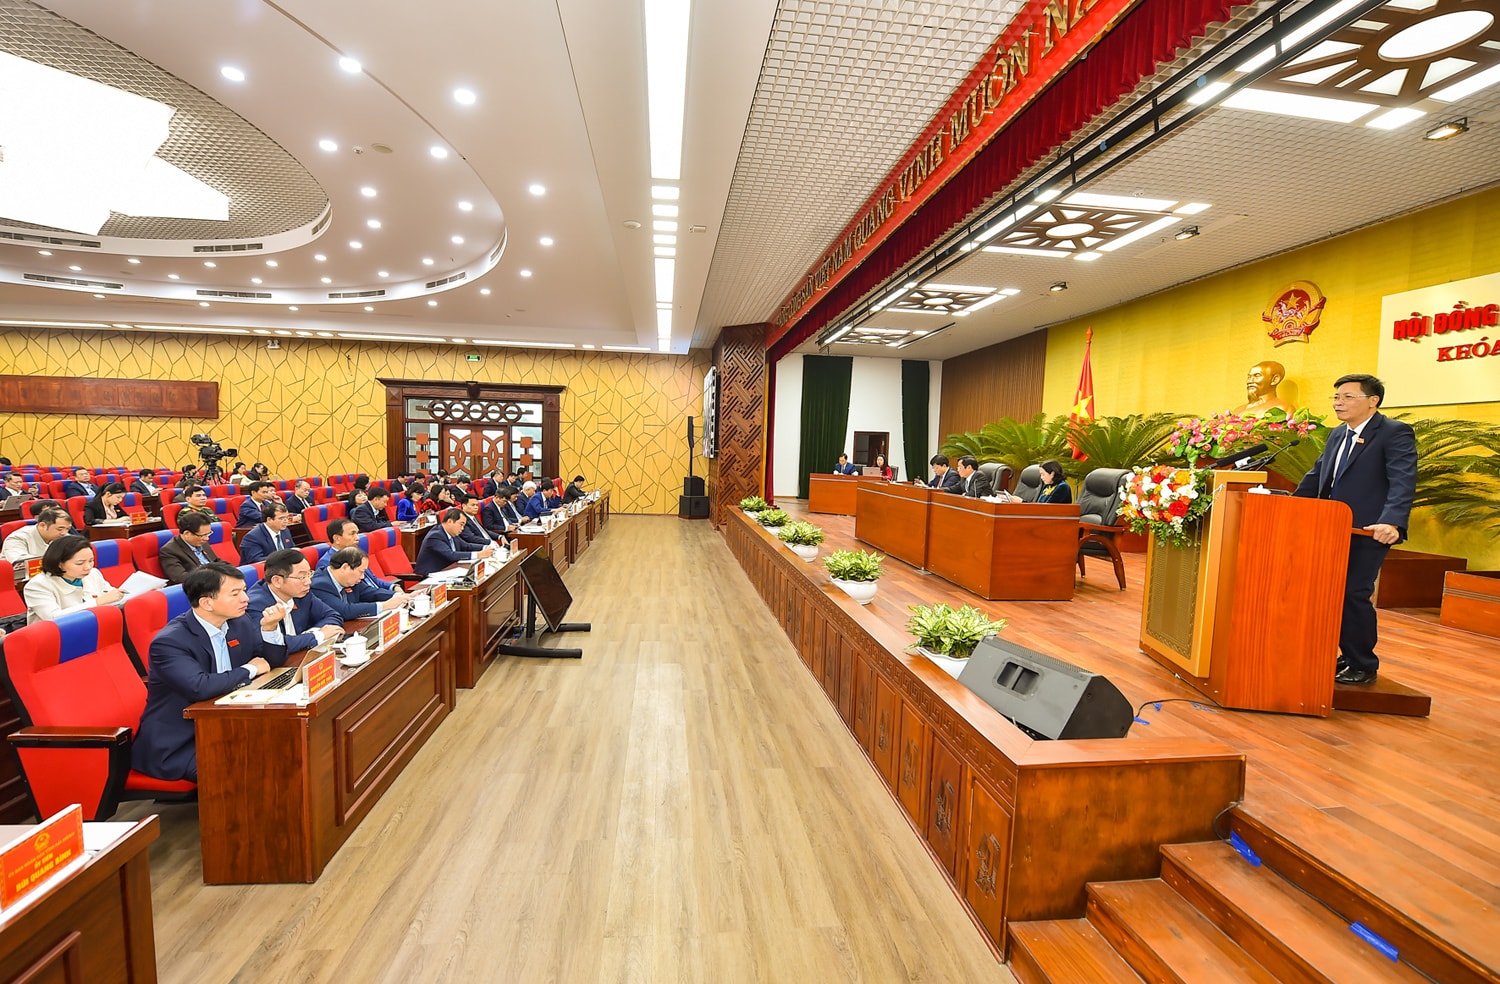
780, 500, 1500, 912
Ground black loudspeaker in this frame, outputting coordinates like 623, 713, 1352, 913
957, 637, 1133, 740
683, 476, 705, 496
687, 415, 695, 449
679, 494, 709, 519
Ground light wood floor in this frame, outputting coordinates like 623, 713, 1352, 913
123, 516, 1013, 984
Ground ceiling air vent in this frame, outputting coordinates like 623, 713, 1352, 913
425, 272, 467, 289
0, 231, 102, 249
24, 273, 123, 289
328, 289, 386, 299
489, 243, 503, 263
193, 243, 264, 253
196, 289, 271, 299
311, 212, 331, 235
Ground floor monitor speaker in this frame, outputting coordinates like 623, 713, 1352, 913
957, 636, 1132, 740
679, 495, 710, 519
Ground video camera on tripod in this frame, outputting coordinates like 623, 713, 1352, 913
190, 433, 238, 484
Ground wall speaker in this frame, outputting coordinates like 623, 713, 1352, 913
957, 636, 1133, 740
683, 476, 705, 496
687, 415, 695, 449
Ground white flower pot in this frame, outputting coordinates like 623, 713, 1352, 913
761, 525, 782, 536
788, 542, 819, 562
832, 578, 878, 605
915, 647, 970, 679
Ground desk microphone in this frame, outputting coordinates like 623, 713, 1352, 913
1209, 444, 1268, 469
1242, 438, 1301, 472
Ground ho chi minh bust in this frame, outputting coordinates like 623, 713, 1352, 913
1232, 360, 1297, 416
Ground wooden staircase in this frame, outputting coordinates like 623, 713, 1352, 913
1009, 798, 1500, 984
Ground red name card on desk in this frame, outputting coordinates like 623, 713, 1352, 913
303, 651, 337, 699
381, 613, 401, 648
25, 558, 41, 579
430, 583, 447, 608
1, 804, 84, 908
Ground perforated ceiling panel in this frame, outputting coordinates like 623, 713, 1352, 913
693, 0, 1026, 346
0, 0, 327, 241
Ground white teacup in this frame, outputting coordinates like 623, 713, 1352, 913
343, 634, 367, 660
411, 594, 433, 617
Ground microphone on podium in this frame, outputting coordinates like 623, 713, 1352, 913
1242, 438, 1301, 472
1207, 444, 1268, 469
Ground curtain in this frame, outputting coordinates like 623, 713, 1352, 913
770, 0, 1243, 360
796, 355, 853, 499
901, 360, 929, 484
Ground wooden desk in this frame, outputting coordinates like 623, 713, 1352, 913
513, 517, 573, 575
926, 497, 1081, 601
451, 552, 525, 689
0, 817, 159, 983
184, 602, 459, 884
87, 517, 163, 541
854, 482, 934, 569
395, 520, 435, 562
808, 474, 864, 514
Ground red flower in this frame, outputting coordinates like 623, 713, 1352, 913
1168, 498, 1190, 518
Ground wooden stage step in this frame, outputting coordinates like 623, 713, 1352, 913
1231, 802, 1500, 984
1008, 919, 1143, 984
1086, 879, 1278, 983
1331, 675, 1431, 716
1160, 841, 1428, 983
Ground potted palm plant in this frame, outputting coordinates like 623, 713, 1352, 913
756, 508, 789, 534
777, 520, 825, 561
906, 603, 1007, 673
740, 495, 769, 514
823, 549, 883, 604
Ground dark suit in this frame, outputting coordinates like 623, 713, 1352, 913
834, 462, 858, 475
309, 568, 392, 620
283, 493, 313, 515
63, 480, 97, 499
480, 499, 516, 537
159, 535, 222, 584
315, 552, 396, 595
238, 523, 295, 565
1293, 412, 1418, 675
960, 470, 993, 498
129, 480, 160, 497
563, 484, 586, 503
132, 612, 288, 781
523, 491, 550, 520
351, 502, 392, 533
246, 582, 343, 653
0, 485, 28, 502
415, 530, 481, 575
456, 514, 494, 550
82, 498, 123, 525
1037, 481, 1073, 505
236, 497, 269, 528
928, 468, 961, 492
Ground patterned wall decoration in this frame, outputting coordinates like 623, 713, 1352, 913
709, 323, 768, 526
0, 328, 709, 514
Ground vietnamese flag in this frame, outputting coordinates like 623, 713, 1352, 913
1068, 327, 1095, 460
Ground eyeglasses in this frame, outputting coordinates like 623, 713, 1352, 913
1331, 392, 1373, 404
283, 572, 314, 582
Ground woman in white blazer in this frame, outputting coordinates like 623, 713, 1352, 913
23, 535, 124, 624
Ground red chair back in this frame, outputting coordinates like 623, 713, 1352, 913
1, 518, 31, 541
122, 586, 193, 673
207, 484, 233, 498
118, 492, 146, 517
303, 505, 332, 542
161, 502, 184, 531
1, 608, 145, 730
0, 560, 24, 621
91, 539, 135, 587
300, 545, 329, 569
45, 480, 69, 500
128, 530, 174, 579
209, 522, 240, 565
366, 527, 415, 578
66, 496, 88, 530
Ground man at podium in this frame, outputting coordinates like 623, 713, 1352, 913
1293, 374, 1416, 686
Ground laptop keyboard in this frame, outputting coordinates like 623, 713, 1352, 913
262, 666, 297, 690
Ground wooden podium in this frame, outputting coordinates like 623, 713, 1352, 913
1139, 471, 1352, 717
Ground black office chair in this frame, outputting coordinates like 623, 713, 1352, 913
1012, 465, 1043, 502
976, 462, 1013, 496
1076, 467, 1130, 590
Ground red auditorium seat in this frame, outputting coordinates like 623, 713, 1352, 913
0, 606, 195, 819
208, 522, 240, 565
364, 527, 421, 583
91, 539, 135, 588
1, 518, 31, 542
65, 496, 89, 530
0, 560, 25, 632
161, 502, 184, 531
128, 530, 175, 579
122, 585, 191, 673
302, 505, 333, 542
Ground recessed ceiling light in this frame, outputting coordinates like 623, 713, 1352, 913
203, 261, 216, 268
451, 338, 466, 344
199, 301, 210, 307
68, 264, 81, 271
1050, 281, 1068, 292
654, 247, 675, 257
316, 331, 333, 337
421, 257, 434, 266
1424, 117, 1470, 141
349, 240, 362, 249
266, 260, 278, 267
644, 0, 689, 180
653, 221, 677, 232
378, 270, 390, 278
451, 235, 464, 245
453, 87, 476, 105
539, 236, 554, 247
319, 139, 338, 152
1367, 107, 1426, 131
167, 273, 179, 280
314, 254, 326, 262
652, 235, 674, 245
360, 186, 377, 198
519, 269, 532, 278
93, 293, 104, 299
289, 306, 298, 311
338, 56, 362, 74
430, 146, 449, 159
624, 220, 642, 230
274, 329, 291, 336
321, 276, 332, 284
651, 185, 679, 200
37, 249, 51, 256
457, 200, 473, 212
367, 219, 382, 229
220, 66, 245, 82
1174, 203, 1211, 215
480, 288, 491, 296
251, 277, 263, 284
652, 204, 679, 217
528, 183, 546, 196
1074, 251, 1103, 262
364, 305, 374, 312
126, 257, 140, 264
427, 300, 438, 307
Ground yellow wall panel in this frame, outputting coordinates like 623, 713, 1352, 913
0, 329, 709, 514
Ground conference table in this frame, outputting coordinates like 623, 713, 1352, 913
87, 515, 164, 541
450, 548, 526, 689
185, 600, 460, 884
808, 474, 873, 514
511, 494, 608, 575
854, 483, 1082, 600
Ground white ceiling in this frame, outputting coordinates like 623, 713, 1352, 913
2, 0, 1498, 364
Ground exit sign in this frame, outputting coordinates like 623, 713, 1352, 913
465, 354, 481, 363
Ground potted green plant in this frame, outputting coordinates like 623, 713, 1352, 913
906, 603, 1007, 670
823, 549, 884, 604
740, 495, 769, 514
756, 508, 789, 533
777, 520, 825, 561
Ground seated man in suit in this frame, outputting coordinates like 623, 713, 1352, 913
1, 507, 72, 563
563, 475, 589, 503
352, 488, 394, 533
283, 479, 315, 515
62, 467, 98, 500
248, 549, 344, 654
178, 485, 218, 525
541, 479, 565, 511
159, 512, 224, 584
132, 563, 290, 781
318, 518, 406, 595
236, 481, 276, 527
238, 501, 296, 565
0, 472, 29, 502
955, 456, 992, 498
834, 453, 859, 476
482, 486, 524, 539
311, 547, 410, 621
454, 493, 499, 550
520, 481, 551, 520
925, 454, 962, 492
415, 508, 496, 575
130, 468, 162, 497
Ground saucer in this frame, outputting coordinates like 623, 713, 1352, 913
338, 653, 371, 667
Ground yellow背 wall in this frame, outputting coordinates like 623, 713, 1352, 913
1042, 185, 1500, 567
0, 328, 709, 514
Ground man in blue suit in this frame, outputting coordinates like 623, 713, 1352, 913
283, 480, 315, 515
236, 481, 276, 527
62, 467, 99, 500
311, 547, 408, 620
481, 486, 518, 538
925, 454, 962, 492
415, 508, 496, 575
132, 563, 290, 781
454, 493, 501, 550
520, 481, 553, 520
318, 519, 407, 597
834, 454, 858, 475
352, 488, 394, 532
247, 549, 344, 653
1294, 374, 1417, 685
239, 502, 296, 565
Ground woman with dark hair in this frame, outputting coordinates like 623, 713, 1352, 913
1034, 460, 1073, 504
82, 483, 128, 525
420, 484, 455, 514
249, 462, 272, 481
873, 453, 893, 480
23, 535, 124, 622
176, 465, 200, 488
228, 462, 251, 488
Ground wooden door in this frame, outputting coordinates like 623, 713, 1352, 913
439, 425, 507, 478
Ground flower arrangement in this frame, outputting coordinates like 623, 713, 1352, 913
739, 495, 769, 512
1118, 466, 1213, 548
756, 508, 789, 528
1168, 407, 1322, 464
776, 521, 825, 546
906, 603, 1007, 658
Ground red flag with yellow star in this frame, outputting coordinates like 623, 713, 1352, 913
1068, 327, 1095, 460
